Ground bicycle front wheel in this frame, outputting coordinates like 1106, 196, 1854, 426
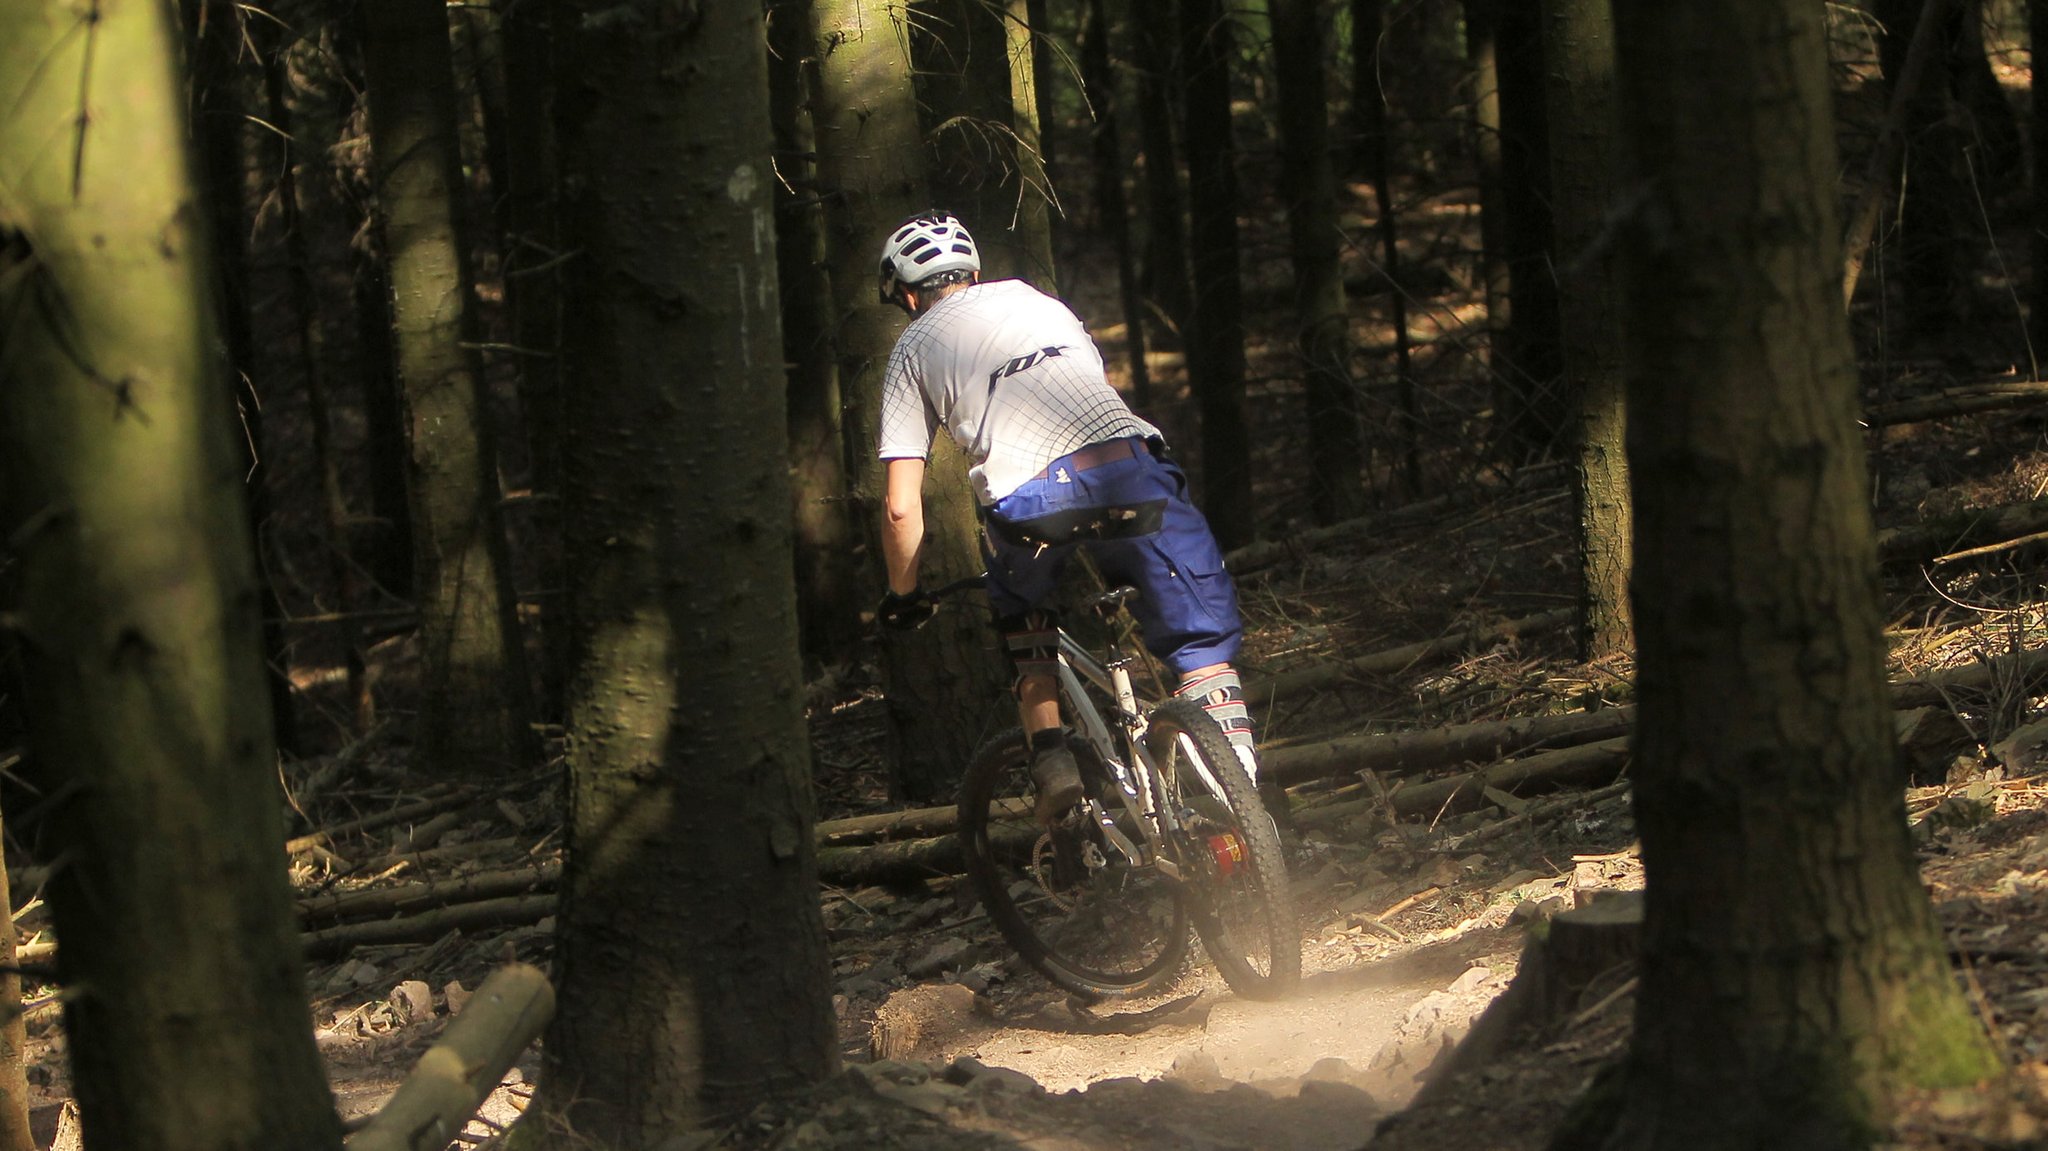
1146, 699, 1301, 1000
957, 728, 1190, 1001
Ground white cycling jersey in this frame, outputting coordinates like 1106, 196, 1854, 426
877, 279, 1159, 505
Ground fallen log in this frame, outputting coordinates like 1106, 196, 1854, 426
1262, 706, 1632, 788
286, 788, 479, 857
344, 963, 554, 1151
1889, 642, 2048, 708
1248, 610, 1574, 710
1383, 737, 1633, 821
298, 863, 561, 928
1865, 381, 2048, 428
301, 895, 557, 959
816, 821, 1038, 890
1877, 495, 2048, 566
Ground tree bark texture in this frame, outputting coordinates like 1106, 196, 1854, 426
2032, 0, 2048, 361
1179, 0, 1256, 546
1132, 0, 1193, 337
914, 0, 1038, 284
1004, 0, 1059, 290
0, 809, 32, 1151
0, 3, 344, 1145
1539, 0, 1631, 660
813, 0, 1010, 803
187, 0, 302, 758
535, 2, 840, 1140
1588, 1, 2007, 1145
768, 0, 866, 670
361, 0, 535, 774
1488, 0, 1564, 460
1873, 0, 1969, 332
1270, 0, 1365, 525
1080, 0, 1153, 404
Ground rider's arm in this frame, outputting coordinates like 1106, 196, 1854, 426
881, 456, 927, 595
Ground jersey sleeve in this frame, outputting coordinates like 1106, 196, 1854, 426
876, 338, 938, 460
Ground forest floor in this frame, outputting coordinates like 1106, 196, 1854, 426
22, 384, 2048, 1150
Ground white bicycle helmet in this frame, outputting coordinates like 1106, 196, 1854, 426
878, 211, 980, 303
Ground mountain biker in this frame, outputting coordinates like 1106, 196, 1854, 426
871, 210, 1262, 825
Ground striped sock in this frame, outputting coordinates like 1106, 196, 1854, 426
1175, 668, 1259, 782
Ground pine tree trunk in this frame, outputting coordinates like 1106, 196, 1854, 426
360, 0, 535, 774
188, 0, 301, 757
2034, 0, 2048, 363
1466, 0, 1510, 375
1179, 0, 1256, 547
1080, 0, 1153, 404
1270, 0, 1364, 524
1004, 0, 1059, 290
812, 0, 1009, 803
532, 2, 838, 1140
769, 0, 865, 671
1540, 0, 1631, 660
1875, 0, 1968, 333
0, 812, 29, 1151
473, 0, 568, 721
0, 3, 343, 1145
257, 10, 370, 727
1352, 0, 1416, 496
1492, 0, 1564, 460
1574, 1, 2007, 1144
1133, 0, 1193, 337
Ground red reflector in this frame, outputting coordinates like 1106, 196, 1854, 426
1207, 834, 1244, 876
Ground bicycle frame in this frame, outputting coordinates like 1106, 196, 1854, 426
1052, 628, 1190, 878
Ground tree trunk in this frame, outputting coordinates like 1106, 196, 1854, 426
813, 0, 1011, 803
530, 2, 840, 1141
0, 810, 29, 1151
914, 0, 1029, 282
474, 0, 569, 722
1491, 0, 1565, 460
360, 0, 535, 774
1540, 0, 1632, 659
188, 0, 302, 759
1874, 0, 1969, 333
769, 0, 866, 672
1080, 0, 1154, 404
1271, 0, 1365, 525
0, 2, 343, 1144
1567, 1, 2007, 1144
257, 9, 371, 729
2032, 0, 2048, 362
1179, 0, 1257, 546
1352, 0, 1417, 496
1133, 0, 1193, 338
1466, 0, 1511, 390
1005, 0, 1059, 290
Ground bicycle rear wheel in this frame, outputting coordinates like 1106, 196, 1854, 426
1145, 700, 1301, 1000
957, 728, 1190, 1000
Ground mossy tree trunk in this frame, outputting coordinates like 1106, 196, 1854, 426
1540, 0, 1631, 660
0, 2, 343, 1145
1269, 0, 1364, 525
813, 0, 1008, 803
525, 2, 839, 1142
360, 0, 535, 774
1563, 1, 2008, 1145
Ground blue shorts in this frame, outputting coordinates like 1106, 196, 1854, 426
982, 439, 1243, 674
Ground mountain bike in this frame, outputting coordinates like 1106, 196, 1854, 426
936, 576, 1301, 1002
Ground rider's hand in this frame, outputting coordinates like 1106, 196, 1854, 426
877, 588, 937, 631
